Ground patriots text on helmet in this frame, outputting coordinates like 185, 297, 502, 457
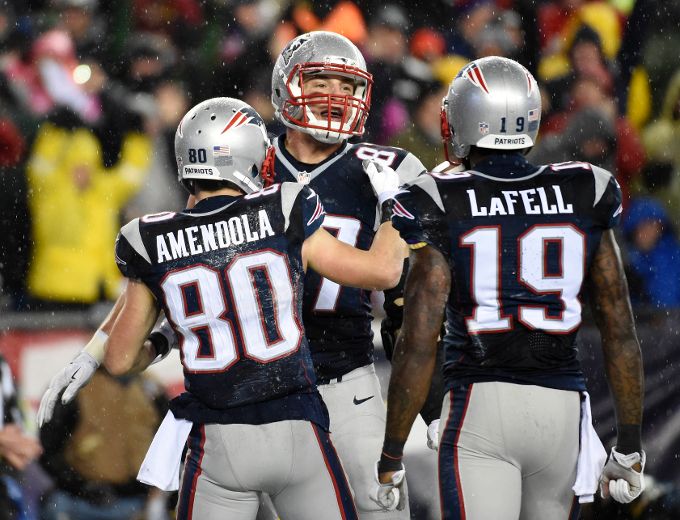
184, 166, 217, 176
155, 210, 275, 263
467, 186, 573, 217
493, 137, 526, 146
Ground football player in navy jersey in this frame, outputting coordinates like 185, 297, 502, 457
37, 30, 438, 519
44, 97, 407, 520
268, 31, 436, 519
373, 57, 645, 519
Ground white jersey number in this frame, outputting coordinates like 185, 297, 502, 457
161, 252, 302, 371
460, 224, 585, 333
312, 215, 362, 311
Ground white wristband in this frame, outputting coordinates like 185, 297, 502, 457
82, 330, 109, 363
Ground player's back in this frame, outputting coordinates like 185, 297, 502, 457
273, 135, 424, 379
114, 182, 328, 426
392, 154, 622, 392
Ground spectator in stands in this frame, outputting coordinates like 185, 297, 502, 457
0, 114, 30, 307
25, 114, 151, 309
642, 68, 680, 228
363, 4, 411, 142
389, 82, 448, 170
537, 0, 622, 82
40, 367, 169, 520
540, 76, 645, 207
53, 0, 107, 62
543, 25, 618, 117
278, 0, 367, 45
124, 79, 189, 220
623, 197, 680, 309
0, 355, 42, 520
445, 0, 496, 59
206, 0, 280, 101
529, 107, 617, 173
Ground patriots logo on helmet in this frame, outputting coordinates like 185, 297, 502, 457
220, 106, 265, 135
282, 35, 311, 66
459, 63, 490, 94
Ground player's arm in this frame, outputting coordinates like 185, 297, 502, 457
588, 229, 645, 501
104, 279, 161, 376
381, 261, 446, 449
37, 290, 126, 426
302, 222, 404, 290
378, 245, 450, 479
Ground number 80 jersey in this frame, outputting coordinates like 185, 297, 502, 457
392, 155, 622, 392
114, 183, 328, 426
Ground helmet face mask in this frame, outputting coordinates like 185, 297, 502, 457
175, 98, 271, 195
272, 32, 373, 144
444, 56, 541, 159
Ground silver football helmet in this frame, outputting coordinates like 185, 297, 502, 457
271, 31, 372, 144
442, 56, 541, 159
175, 97, 274, 194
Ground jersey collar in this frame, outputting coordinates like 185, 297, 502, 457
274, 134, 351, 183
183, 195, 240, 216
469, 154, 546, 182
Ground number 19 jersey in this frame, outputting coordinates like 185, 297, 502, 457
114, 183, 328, 427
392, 155, 622, 392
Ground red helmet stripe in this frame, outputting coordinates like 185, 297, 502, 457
221, 112, 247, 134
471, 65, 490, 94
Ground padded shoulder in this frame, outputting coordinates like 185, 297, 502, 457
120, 218, 151, 264
280, 182, 307, 232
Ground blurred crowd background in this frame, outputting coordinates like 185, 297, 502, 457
0, 0, 679, 518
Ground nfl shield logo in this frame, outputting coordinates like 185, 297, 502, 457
479, 122, 489, 135
297, 171, 311, 184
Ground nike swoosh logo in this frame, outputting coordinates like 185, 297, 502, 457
353, 395, 374, 405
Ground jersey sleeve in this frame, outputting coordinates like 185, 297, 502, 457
394, 151, 426, 185
392, 175, 449, 255
298, 186, 326, 238
281, 182, 326, 241
353, 143, 426, 185
591, 165, 623, 229
114, 218, 152, 280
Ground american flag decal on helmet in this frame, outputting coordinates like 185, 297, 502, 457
221, 106, 263, 134
393, 199, 415, 220
461, 63, 490, 94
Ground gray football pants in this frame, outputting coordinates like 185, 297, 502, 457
318, 364, 411, 520
438, 382, 581, 520
176, 420, 357, 520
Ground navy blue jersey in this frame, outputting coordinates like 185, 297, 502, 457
273, 135, 425, 379
114, 183, 329, 427
392, 155, 622, 392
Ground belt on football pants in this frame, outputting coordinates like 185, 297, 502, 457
316, 364, 374, 386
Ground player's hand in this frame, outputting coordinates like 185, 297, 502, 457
37, 352, 99, 426
426, 419, 440, 451
362, 159, 400, 204
370, 462, 407, 511
600, 448, 646, 503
